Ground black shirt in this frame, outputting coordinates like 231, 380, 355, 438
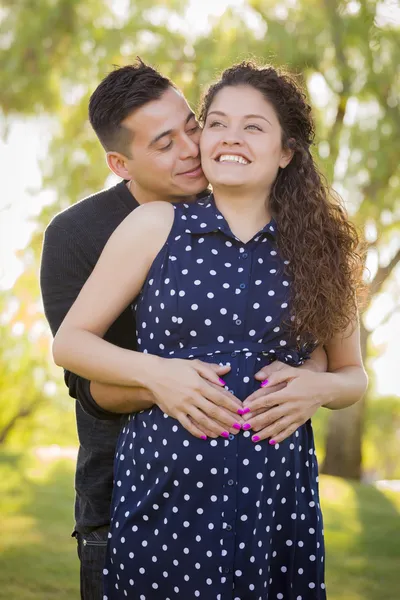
40, 180, 139, 533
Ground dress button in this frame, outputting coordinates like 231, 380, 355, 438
228, 434, 235, 441
231, 352, 236, 357
242, 252, 248, 259
235, 319, 242, 326
225, 524, 233, 532
223, 567, 231, 574
239, 283, 246, 289
227, 479, 234, 486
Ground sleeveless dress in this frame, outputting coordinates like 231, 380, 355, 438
103, 195, 326, 600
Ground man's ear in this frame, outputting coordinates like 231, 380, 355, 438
106, 151, 131, 179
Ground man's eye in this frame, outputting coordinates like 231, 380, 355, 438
160, 141, 173, 151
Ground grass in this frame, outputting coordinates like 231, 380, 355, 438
0, 450, 399, 600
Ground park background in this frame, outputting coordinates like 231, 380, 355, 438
1, 0, 399, 598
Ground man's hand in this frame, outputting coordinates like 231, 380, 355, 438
148, 358, 245, 440
242, 367, 332, 443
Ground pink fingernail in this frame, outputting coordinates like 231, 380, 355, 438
219, 378, 226, 385
269, 439, 276, 445
252, 435, 260, 442
233, 423, 241, 430
261, 379, 269, 387
242, 407, 251, 415
221, 431, 229, 438
237, 408, 244, 415
201, 435, 207, 440
242, 423, 251, 430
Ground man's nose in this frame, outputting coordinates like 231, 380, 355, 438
180, 133, 200, 159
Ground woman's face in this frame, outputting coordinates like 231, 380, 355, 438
200, 85, 293, 194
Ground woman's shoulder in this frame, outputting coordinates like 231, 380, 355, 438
114, 200, 175, 239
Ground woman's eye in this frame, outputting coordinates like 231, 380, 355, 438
209, 121, 224, 128
188, 124, 200, 134
246, 124, 262, 131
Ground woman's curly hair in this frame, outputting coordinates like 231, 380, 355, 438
199, 61, 365, 346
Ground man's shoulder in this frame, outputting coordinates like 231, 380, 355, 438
46, 181, 133, 235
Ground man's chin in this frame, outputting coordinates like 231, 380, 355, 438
174, 177, 210, 197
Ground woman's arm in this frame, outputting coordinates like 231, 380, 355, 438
319, 320, 368, 410
52, 201, 245, 439
52, 201, 173, 386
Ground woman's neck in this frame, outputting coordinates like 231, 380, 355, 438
212, 187, 272, 244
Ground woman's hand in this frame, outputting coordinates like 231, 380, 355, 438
241, 367, 327, 443
148, 358, 245, 440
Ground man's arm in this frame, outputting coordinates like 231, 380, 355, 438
40, 219, 154, 419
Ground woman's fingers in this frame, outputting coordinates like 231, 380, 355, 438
194, 360, 231, 387
195, 393, 244, 431
243, 382, 287, 408
179, 413, 211, 440
201, 381, 243, 413
252, 418, 298, 444
187, 405, 239, 438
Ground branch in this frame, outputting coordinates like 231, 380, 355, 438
376, 304, 400, 329
0, 397, 42, 446
369, 248, 400, 297
322, 0, 352, 176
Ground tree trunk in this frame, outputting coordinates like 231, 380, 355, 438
0, 400, 41, 446
321, 320, 369, 479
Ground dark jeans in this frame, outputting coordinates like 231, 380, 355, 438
75, 527, 109, 600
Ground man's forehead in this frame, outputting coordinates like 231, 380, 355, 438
123, 88, 192, 138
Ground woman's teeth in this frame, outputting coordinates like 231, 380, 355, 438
218, 154, 249, 165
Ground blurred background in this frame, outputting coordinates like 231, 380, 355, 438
1, 0, 399, 598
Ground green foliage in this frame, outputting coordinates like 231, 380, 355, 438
1, 450, 399, 600
1, 0, 399, 475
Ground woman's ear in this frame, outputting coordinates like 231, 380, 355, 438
279, 138, 295, 169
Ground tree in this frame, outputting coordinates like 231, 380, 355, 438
1, 0, 399, 475
247, 0, 400, 478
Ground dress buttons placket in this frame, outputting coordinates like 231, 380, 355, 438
220, 423, 238, 592
232, 246, 252, 341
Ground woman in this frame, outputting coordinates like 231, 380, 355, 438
53, 62, 367, 599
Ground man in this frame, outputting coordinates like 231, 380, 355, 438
40, 59, 328, 599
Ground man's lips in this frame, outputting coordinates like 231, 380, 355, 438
178, 165, 204, 178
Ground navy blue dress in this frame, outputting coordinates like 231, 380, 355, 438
103, 195, 326, 600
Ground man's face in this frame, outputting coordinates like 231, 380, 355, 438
122, 87, 208, 202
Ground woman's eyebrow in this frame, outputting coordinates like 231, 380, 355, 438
207, 110, 272, 126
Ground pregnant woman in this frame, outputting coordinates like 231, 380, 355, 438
53, 62, 367, 599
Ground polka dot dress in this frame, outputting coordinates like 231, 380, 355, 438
103, 195, 326, 599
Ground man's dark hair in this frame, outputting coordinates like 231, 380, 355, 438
89, 58, 174, 156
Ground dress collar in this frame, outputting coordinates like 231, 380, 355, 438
177, 193, 277, 242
